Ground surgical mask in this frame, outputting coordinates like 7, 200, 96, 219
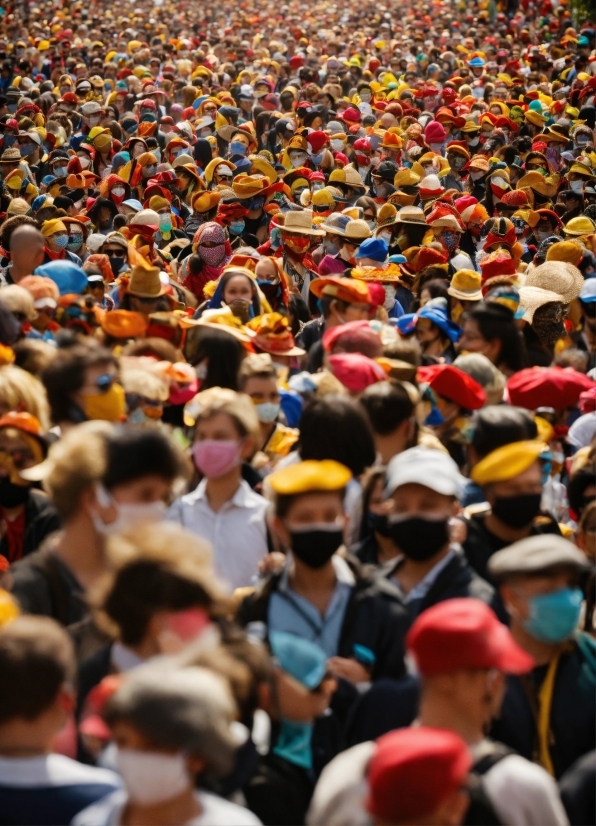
429, 142, 444, 154
491, 492, 542, 529
323, 238, 339, 256
159, 213, 172, 233
52, 234, 69, 249
247, 195, 265, 211
82, 382, 126, 422
467, 136, 480, 147
378, 230, 393, 245
19, 144, 35, 157
388, 514, 450, 561
53, 166, 68, 178
289, 522, 344, 568
366, 220, 376, 231
522, 587, 583, 643
229, 219, 245, 235
470, 170, 484, 181
534, 230, 550, 243
117, 749, 190, 805
383, 283, 396, 310
569, 180, 584, 194
143, 164, 157, 178
111, 185, 126, 203
289, 151, 308, 167
255, 402, 280, 423
67, 234, 84, 252
310, 151, 324, 165
331, 139, 344, 152
92, 484, 166, 536
87, 115, 101, 127
374, 182, 391, 199
230, 140, 248, 156
192, 439, 241, 478
78, 156, 91, 169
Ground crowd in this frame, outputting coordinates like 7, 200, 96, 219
0, 0, 594, 822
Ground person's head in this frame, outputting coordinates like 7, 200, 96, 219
489, 535, 590, 646
359, 381, 416, 463
185, 328, 244, 391
104, 665, 239, 801
0, 364, 50, 429
469, 405, 537, 466
459, 303, 526, 374
366, 727, 472, 826
576, 500, 596, 563
314, 278, 374, 328
268, 459, 351, 568
92, 523, 228, 655
470, 440, 544, 531
298, 394, 376, 478
238, 353, 281, 426
186, 387, 260, 480
0, 617, 75, 747
8, 224, 45, 280
42, 219, 70, 254
384, 447, 460, 562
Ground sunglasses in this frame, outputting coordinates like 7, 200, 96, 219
103, 248, 124, 257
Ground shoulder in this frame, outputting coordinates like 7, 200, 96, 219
197, 791, 263, 825
71, 789, 126, 826
0, 753, 120, 790
237, 481, 269, 511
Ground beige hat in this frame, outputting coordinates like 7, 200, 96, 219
279, 209, 325, 236
448, 270, 483, 301
130, 209, 160, 226
396, 205, 426, 225
522, 260, 584, 304
519, 286, 563, 322
344, 219, 372, 241
6, 197, 30, 216
126, 261, 167, 298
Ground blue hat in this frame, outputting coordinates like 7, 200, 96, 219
397, 305, 461, 343
580, 278, 596, 304
193, 95, 210, 110
388, 253, 407, 264
269, 631, 327, 690
40, 176, 55, 189
279, 389, 303, 428
355, 237, 388, 262
34, 261, 88, 296
468, 57, 486, 67
122, 198, 143, 212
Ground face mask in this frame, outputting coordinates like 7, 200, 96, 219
429, 142, 444, 154
569, 180, 584, 194
82, 382, 126, 422
229, 220, 245, 235
383, 284, 396, 310
360, 91, 372, 103
230, 140, 248, 157
255, 402, 280, 423
440, 231, 459, 256
289, 152, 308, 168
192, 439, 241, 479
491, 492, 542, 529
53, 166, 68, 178
228, 297, 252, 322
78, 156, 91, 169
52, 234, 70, 249
159, 213, 172, 233
247, 195, 265, 211
143, 164, 157, 179
470, 170, 484, 181
310, 151, 324, 166
355, 153, 370, 167
289, 522, 344, 568
534, 230, 550, 244
374, 182, 391, 199
92, 485, 166, 535
323, 238, 339, 256
379, 230, 393, 245
367, 511, 392, 537
117, 749, 190, 805
331, 139, 344, 152
366, 220, 376, 231
388, 514, 450, 561
450, 156, 465, 171
522, 587, 583, 644
19, 144, 35, 157
0, 477, 31, 508
111, 186, 126, 204
87, 115, 101, 127
199, 244, 226, 267
68, 235, 83, 252
273, 720, 314, 770
284, 236, 311, 254
108, 256, 125, 277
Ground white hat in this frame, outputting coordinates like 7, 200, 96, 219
385, 447, 460, 497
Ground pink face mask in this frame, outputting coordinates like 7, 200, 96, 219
192, 439, 241, 478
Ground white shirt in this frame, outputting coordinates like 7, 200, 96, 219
168, 479, 269, 590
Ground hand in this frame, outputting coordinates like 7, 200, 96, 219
326, 656, 371, 684
258, 552, 286, 575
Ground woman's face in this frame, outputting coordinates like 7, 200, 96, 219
459, 318, 500, 363
223, 275, 253, 304
255, 258, 279, 283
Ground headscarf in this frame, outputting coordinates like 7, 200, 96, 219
181, 222, 231, 300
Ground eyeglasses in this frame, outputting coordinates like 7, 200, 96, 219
103, 248, 124, 257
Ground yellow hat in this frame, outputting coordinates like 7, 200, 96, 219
268, 459, 352, 495
41, 219, 67, 237
470, 440, 545, 486
534, 416, 554, 444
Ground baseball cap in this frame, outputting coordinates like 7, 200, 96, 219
406, 598, 535, 677
365, 727, 472, 824
580, 278, 596, 304
385, 447, 460, 497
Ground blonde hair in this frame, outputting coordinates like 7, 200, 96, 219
0, 365, 50, 430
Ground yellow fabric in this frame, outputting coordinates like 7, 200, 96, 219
470, 439, 545, 485
268, 459, 352, 495
537, 642, 573, 776
41, 219, 67, 237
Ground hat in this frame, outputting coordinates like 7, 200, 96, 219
0, 411, 43, 439
354, 238, 389, 263
385, 446, 460, 497
396, 205, 427, 225
471, 439, 545, 485
518, 286, 563, 323
101, 310, 148, 339
448, 270, 482, 301
40, 218, 67, 238
419, 174, 445, 200
480, 250, 518, 294
545, 241, 583, 266
418, 364, 486, 410
127, 260, 167, 298
310, 276, 371, 305
280, 210, 325, 237
517, 171, 559, 198
0, 147, 22, 163
344, 219, 372, 242
319, 213, 352, 236
246, 313, 305, 357
182, 306, 254, 344
365, 727, 472, 825
328, 352, 387, 392
268, 459, 352, 495
407, 598, 535, 676
269, 632, 327, 689
488, 534, 590, 581
580, 279, 596, 304
34, 260, 88, 296
231, 174, 272, 200
507, 367, 595, 410
564, 216, 596, 237
399, 304, 461, 343
522, 261, 584, 304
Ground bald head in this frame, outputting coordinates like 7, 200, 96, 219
9, 225, 46, 283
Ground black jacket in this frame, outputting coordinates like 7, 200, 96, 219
0, 489, 60, 562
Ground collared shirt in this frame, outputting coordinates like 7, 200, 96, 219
268, 555, 356, 658
392, 547, 457, 616
168, 479, 269, 591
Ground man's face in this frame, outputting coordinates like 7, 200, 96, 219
389, 482, 454, 521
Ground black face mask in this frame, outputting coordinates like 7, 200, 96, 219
290, 524, 344, 568
0, 477, 31, 508
109, 256, 125, 277
491, 493, 542, 529
388, 515, 450, 561
367, 512, 392, 538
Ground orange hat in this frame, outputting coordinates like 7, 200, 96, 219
310, 276, 372, 304
101, 310, 148, 339
246, 313, 305, 356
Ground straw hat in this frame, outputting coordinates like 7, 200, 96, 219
344, 219, 372, 241
522, 260, 584, 304
395, 205, 426, 225
279, 210, 325, 236
182, 306, 255, 344
516, 171, 560, 198
126, 261, 167, 298
246, 312, 305, 356
448, 270, 483, 301
231, 174, 272, 200
519, 286, 564, 322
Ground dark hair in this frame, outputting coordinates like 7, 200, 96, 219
122, 337, 180, 362
359, 381, 414, 435
41, 339, 117, 424
568, 463, 596, 517
420, 279, 450, 304
298, 395, 376, 477
465, 303, 527, 374
184, 328, 244, 391
288, 294, 310, 336
357, 466, 386, 541
471, 406, 537, 460
103, 427, 186, 491
0, 215, 38, 251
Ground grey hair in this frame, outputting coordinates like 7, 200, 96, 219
104, 665, 238, 778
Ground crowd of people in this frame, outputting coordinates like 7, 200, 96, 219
0, 0, 594, 822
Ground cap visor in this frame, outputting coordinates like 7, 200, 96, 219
491, 623, 535, 674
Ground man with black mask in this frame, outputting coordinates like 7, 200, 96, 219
237, 459, 407, 684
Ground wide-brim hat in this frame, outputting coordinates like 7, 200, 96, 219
448, 269, 483, 301
181, 307, 255, 344
350, 263, 404, 283
246, 312, 305, 356
126, 261, 168, 298
522, 260, 584, 304
217, 125, 258, 151
310, 276, 371, 304
231, 173, 273, 200
395, 206, 427, 225
279, 209, 325, 236
517, 171, 560, 198
519, 286, 564, 322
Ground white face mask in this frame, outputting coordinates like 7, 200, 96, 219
383, 283, 396, 310
379, 230, 393, 244
569, 180, 584, 194
331, 139, 344, 152
78, 156, 91, 169
91, 485, 167, 536
117, 749, 190, 805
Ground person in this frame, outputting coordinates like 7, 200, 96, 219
0, 617, 121, 825
73, 664, 261, 826
168, 387, 269, 590
4, 225, 46, 286
489, 535, 595, 779
459, 303, 527, 376
349, 468, 399, 566
238, 459, 407, 682
358, 381, 416, 465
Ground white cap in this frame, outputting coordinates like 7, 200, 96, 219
385, 447, 460, 497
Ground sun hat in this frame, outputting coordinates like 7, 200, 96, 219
279, 210, 325, 237
448, 270, 483, 301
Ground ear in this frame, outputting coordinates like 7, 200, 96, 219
272, 514, 291, 548
240, 435, 256, 461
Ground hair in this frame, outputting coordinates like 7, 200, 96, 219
0, 617, 74, 725
471, 405, 538, 460
568, 462, 596, 517
0, 364, 50, 430
237, 355, 276, 389
419, 278, 450, 305
102, 427, 188, 491
355, 195, 377, 217
122, 337, 181, 363
298, 395, 376, 477
92, 524, 227, 646
357, 466, 386, 541
464, 303, 527, 374
359, 381, 415, 435
554, 348, 589, 373
0, 215, 38, 252
104, 665, 238, 778
383, 335, 422, 367
12, 339, 57, 378
40, 338, 117, 425
184, 327, 244, 391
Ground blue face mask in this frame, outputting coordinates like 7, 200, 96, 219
52, 234, 69, 249
255, 401, 280, 423
229, 220, 245, 235
425, 406, 445, 426
310, 151, 324, 165
522, 587, 583, 643
3, 135, 16, 149
19, 144, 35, 157
247, 195, 265, 211
273, 720, 313, 770
230, 140, 248, 157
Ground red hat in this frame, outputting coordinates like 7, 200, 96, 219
454, 195, 477, 214
334, 152, 349, 168
479, 250, 518, 294
417, 364, 486, 410
341, 107, 362, 123
307, 130, 328, 154
424, 121, 447, 144
500, 189, 529, 207
484, 217, 517, 250
367, 282, 386, 307
328, 352, 386, 393
506, 367, 595, 410
289, 54, 304, 69
322, 320, 381, 353
406, 598, 535, 677
365, 727, 472, 824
